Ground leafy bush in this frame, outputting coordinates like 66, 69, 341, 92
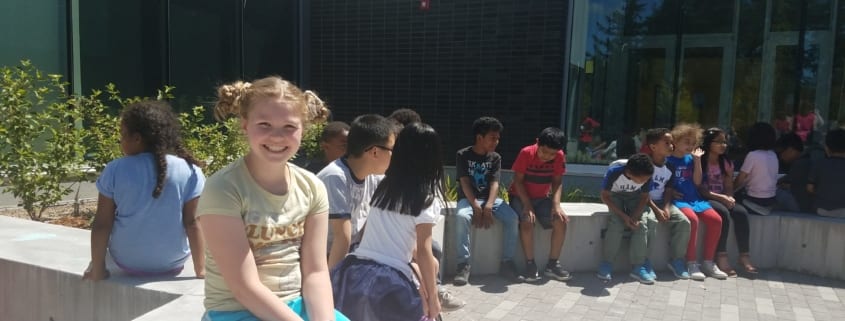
442, 175, 510, 203
179, 107, 247, 175
1, 61, 324, 220
0, 61, 87, 220
300, 121, 325, 160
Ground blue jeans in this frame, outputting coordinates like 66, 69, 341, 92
453, 198, 519, 264
201, 297, 350, 321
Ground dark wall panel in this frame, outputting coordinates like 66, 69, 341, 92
310, 0, 568, 167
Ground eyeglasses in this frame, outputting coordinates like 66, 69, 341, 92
367, 145, 393, 152
712, 141, 728, 145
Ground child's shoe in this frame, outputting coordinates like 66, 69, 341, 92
499, 260, 524, 283
667, 258, 690, 279
523, 260, 540, 282
687, 262, 706, 281
630, 264, 655, 284
438, 288, 466, 312
702, 260, 728, 280
544, 260, 572, 281
643, 259, 657, 279
453, 263, 471, 286
596, 261, 613, 281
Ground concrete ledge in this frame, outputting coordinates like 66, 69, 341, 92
441, 203, 845, 280
2, 203, 842, 320
0, 212, 445, 321
0, 216, 204, 321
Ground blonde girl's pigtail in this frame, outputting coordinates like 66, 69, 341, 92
303, 90, 330, 126
214, 81, 252, 121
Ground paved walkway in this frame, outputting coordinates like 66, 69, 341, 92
441, 270, 845, 321
0, 181, 98, 208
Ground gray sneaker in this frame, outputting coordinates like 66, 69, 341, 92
453, 263, 470, 286
499, 260, 524, 283
544, 261, 572, 281
438, 288, 466, 312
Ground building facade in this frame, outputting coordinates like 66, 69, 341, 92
3, 0, 843, 167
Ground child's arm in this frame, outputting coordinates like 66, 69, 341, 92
648, 199, 667, 222
301, 212, 335, 321
199, 215, 303, 321
601, 190, 634, 227
630, 192, 650, 222
512, 172, 535, 221
692, 148, 704, 186
182, 197, 205, 278
458, 177, 484, 226
84, 193, 116, 281
549, 175, 569, 222
482, 180, 500, 227
416, 223, 441, 319
327, 218, 352, 269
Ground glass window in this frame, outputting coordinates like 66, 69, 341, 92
772, 0, 831, 32
677, 47, 724, 126
683, 0, 734, 34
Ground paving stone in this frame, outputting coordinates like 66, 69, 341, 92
440, 271, 845, 321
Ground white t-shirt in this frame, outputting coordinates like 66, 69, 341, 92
317, 158, 383, 245
649, 162, 674, 201
353, 202, 441, 280
740, 150, 779, 198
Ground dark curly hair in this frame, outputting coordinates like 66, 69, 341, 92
121, 100, 202, 198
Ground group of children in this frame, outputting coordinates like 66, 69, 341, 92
79, 73, 845, 320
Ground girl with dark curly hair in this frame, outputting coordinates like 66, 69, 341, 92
84, 100, 206, 280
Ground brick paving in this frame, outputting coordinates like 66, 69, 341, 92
440, 270, 845, 321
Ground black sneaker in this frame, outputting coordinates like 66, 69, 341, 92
453, 263, 470, 286
499, 260, 524, 283
545, 260, 573, 281
523, 261, 540, 282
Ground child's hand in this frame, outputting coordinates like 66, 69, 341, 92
552, 206, 570, 223
691, 148, 705, 159
470, 204, 484, 228
654, 209, 669, 222
425, 294, 442, 320
522, 208, 536, 224
481, 207, 494, 229
82, 262, 110, 281
624, 216, 640, 230
194, 266, 206, 279
722, 195, 736, 209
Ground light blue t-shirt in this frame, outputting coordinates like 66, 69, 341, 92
96, 152, 205, 273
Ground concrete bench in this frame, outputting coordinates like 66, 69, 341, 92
0, 215, 207, 321
440, 203, 845, 280
0, 213, 446, 321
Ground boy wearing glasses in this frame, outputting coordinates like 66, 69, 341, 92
318, 114, 399, 269
453, 117, 521, 285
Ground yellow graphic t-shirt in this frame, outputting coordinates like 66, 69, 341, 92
196, 158, 329, 311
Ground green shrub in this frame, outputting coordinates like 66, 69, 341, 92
179, 107, 247, 175
0, 61, 87, 220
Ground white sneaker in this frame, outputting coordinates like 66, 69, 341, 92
687, 262, 706, 281
702, 261, 728, 280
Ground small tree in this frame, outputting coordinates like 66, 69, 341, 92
0, 61, 87, 220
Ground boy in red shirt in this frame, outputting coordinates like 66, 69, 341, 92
509, 127, 572, 282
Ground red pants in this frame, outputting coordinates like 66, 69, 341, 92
679, 207, 722, 261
